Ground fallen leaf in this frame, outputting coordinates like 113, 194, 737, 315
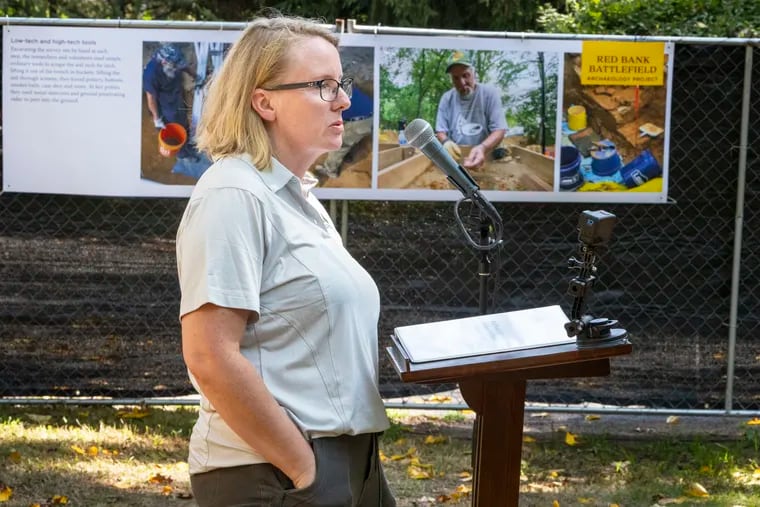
552, 500, 560, 507
427, 394, 452, 402
448, 483, 472, 500
391, 447, 417, 460
609, 504, 620, 507
148, 473, 173, 485
86, 446, 99, 457
746, 418, 760, 426
423, 434, 447, 445
666, 415, 680, 425
162, 485, 173, 496
117, 407, 150, 419
8, 451, 21, 464
407, 464, 431, 480
0, 486, 12, 502
584, 414, 601, 421
523, 435, 536, 443
685, 482, 709, 497
578, 498, 593, 504
378, 450, 388, 463
408, 456, 432, 468
70, 445, 85, 455
458, 471, 472, 481
565, 431, 578, 446
454, 484, 471, 494
50, 495, 68, 504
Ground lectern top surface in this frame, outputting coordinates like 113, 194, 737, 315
393, 305, 575, 364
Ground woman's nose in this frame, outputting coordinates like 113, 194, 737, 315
334, 88, 351, 110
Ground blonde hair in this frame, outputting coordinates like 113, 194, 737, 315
194, 15, 339, 169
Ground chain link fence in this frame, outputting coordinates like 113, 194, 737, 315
1, 41, 758, 413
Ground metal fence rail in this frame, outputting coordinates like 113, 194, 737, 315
0, 22, 758, 414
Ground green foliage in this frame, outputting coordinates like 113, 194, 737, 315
379, 48, 451, 130
507, 52, 558, 145
380, 48, 556, 144
0, 0, 542, 30
537, 0, 760, 37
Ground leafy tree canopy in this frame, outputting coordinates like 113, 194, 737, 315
0, 0, 542, 31
537, 0, 759, 37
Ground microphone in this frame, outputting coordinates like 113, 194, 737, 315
404, 118, 480, 199
404, 118, 503, 250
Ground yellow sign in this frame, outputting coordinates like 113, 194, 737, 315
581, 41, 665, 86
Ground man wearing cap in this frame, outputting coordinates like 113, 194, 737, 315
435, 50, 507, 170
143, 43, 198, 159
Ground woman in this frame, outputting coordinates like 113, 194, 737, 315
176, 15, 395, 507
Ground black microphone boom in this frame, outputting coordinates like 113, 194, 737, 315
404, 118, 480, 199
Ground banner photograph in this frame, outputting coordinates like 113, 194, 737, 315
2, 24, 674, 203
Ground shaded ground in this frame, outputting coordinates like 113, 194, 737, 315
0, 198, 758, 410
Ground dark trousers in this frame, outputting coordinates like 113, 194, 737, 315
190, 433, 396, 507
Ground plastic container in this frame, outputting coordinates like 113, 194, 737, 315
567, 105, 587, 131
158, 123, 187, 157
559, 146, 583, 190
590, 140, 622, 176
621, 149, 662, 188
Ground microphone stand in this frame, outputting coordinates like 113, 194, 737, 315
452, 191, 503, 316
478, 211, 492, 315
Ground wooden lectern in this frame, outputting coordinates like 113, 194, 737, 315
386, 306, 632, 506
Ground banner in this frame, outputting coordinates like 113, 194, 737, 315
2, 24, 674, 202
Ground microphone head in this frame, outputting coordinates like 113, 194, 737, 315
404, 119, 435, 149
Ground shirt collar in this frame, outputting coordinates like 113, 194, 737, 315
239, 153, 318, 198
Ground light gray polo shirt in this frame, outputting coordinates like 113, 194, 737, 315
435, 83, 508, 145
176, 154, 389, 474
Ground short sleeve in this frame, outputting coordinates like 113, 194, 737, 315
176, 187, 266, 318
485, 85, 508, 132
435, 91, 452, 135
142, 61, 159, 97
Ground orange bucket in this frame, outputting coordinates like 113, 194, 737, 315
157, 123, 187, 157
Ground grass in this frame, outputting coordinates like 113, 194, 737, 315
0, 405, 759, 506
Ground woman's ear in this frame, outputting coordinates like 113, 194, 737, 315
251, 88, 276, 122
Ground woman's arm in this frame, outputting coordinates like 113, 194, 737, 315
181, 303, 315, 488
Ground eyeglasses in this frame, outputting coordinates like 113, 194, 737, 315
263, 77, 353, 102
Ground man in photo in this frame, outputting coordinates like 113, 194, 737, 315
143, 43, 197, 160
435, 50, 507, 169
